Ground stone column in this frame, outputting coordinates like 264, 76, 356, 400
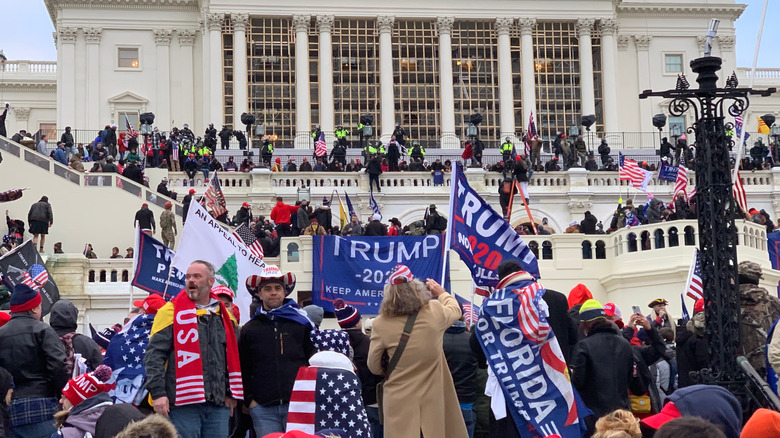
176, 30, 197, 129
154, 29, 173, 130
576, 19, 596, 120
633, 35, 653, 133
437, 17, 458, 149
232, 14, 249, 129
84, 28, 102, 130
206, 13, 225, 127
378, 16, 395, 143
600, 19, 619, 133
518, 18, 537, 133
317, 15, 335, 145
496, 17, 515, 140
58, 27, 78, 129
74, 29, 87, 130
293, 15, 311, 148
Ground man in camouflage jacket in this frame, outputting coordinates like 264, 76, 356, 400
739, 260, 780, 380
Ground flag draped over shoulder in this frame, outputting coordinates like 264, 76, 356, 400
475, 276, 591, 437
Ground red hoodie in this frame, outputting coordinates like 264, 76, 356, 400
270, 201, 299, 226
567, 283, 593, 310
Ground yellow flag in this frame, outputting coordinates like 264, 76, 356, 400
339, 197, 348, 231
758, 117, 770, 135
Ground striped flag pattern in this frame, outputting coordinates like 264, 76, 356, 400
734, 115, 750, 145
517, 282, 550, 344
674, 155, 688, 197
733, 170, 747, 213
618, 152, 653, 191
204, 171, 227, 217
232, 223, 264, 259
685, 249, 704, 301
454, 294, 480, 327
525, 111, 537, 156
21, 264, 49, 290
314, 132, 327, 157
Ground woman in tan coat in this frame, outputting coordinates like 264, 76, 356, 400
367, 267, 468, 438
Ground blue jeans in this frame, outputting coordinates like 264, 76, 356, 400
461, 403, 476, 438
249, 403, 289, 437
365, 405, 383, 438
9, 420, 56, 438
169, 403, 230, 438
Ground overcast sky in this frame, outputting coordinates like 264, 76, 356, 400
0, 0, 778, 67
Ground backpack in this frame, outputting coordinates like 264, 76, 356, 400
60, 332, 78, 377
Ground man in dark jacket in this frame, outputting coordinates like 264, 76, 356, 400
366, 155, 382, 192
60, 126, 75, 159
134, 203, 156, 236
103, 124, 118, 158
49, 300, 104, 372
386, 139, 400, 171
675, 300, 707, 388
363, 213, 387, 236
218, 126, 232, 149
542, 288, 579, 365
580, 211, 598, 235
235, 202, 253, 228
444, 319, 477, 438
239, 266, 315, 436
122, 162, 144, 185
0, 284, 68, 438
425, 204, 447, 234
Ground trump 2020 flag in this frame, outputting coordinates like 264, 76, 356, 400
0, 240, 59, 315
171, 201, 266, 321
132, 229, 186, 299
447, 163, 539, 287
475, 273, 591, 437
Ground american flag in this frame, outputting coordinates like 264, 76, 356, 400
525, 111, 537, 156
369, 191, 382, 219
516, 282, 550, 344
232, 223, 264, 259
735, 115, 750, 145
103, 314, 154, 403
733, 170, 747, 213
287, 366, 371, 437
314, 132, 327, 158
618, 152, 653, 191
674, 155, 688, 197
204, 171, 227, 217
21, 264, 49, 290
455, 294, 480, 327
125, 117, 137, 137
685, 249, 704, 301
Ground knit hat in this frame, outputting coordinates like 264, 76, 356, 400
372, 213, 381, 221
694, 298, 704, 314
388, 264, 413, 285
9, 284, 42, 313
334, 298, 361, 329
311, 328, 351, 356
322, 197, 331, 206
90, 323, 118, 349
579, 299, 606, 322
303, 305, 324, 328
133, 294, 166, 315
276, 157, 281, 164
741, 408, 780, 436
62, 365, 115, 407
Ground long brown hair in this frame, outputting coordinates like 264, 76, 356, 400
379, 279, 430, 317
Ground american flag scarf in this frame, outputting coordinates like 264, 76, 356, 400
170, 292, 243, 405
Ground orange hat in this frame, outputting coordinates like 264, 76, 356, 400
742, 408, 780, 436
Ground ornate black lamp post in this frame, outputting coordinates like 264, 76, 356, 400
640, 47, 775, 408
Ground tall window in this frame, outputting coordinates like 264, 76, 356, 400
118, 112, 138, 133
223, 20, 235, 128
247, 18, 297, 147
510, 29, 524, 134
451, 21, 500, 145
592, 30, 604, 133
393, 20, 441, 146
332, 19, 379, 134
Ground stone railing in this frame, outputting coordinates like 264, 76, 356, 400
737, 67, 780, 80
0, 60, 57, 73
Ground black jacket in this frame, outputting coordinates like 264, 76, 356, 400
0, 313, 68, 398
443, 324, 477, 404
49, 300, 104, 371
363, 220, 387, 236
122, 165, 144, 185
61, 132, 74, 148
367, 157, 382, 176
134, 207, 155, 231
542, 289, 579, 364
570, 322, 638, 417
344, 328, 381, 405
235, 207, 252, 228
580, 212, 598, 235
219, 128, 232, 145
311, 207, 332, 232
675, 316, 708, 388
238, 314, 315, 406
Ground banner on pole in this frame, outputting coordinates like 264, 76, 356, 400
312, 235, 447, 314
131, 231, 186, 299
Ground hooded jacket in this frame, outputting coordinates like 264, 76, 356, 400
55, 393, 113, 438
567, 283, 593, 310
49, 300, 104, 371
112, 413, 177, 438
443, 323, 477, 404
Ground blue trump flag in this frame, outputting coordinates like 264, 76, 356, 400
132, 231, 186, 299
476, 274, 591, 437
312, 235, 447, 314
657, 160, 678, 182
446, 163, 540, 287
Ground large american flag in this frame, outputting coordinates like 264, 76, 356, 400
232, 223, 264, 259
733, 170, 748, 213
314, 132, 327, 158
204, 171, 227, 217
618, 152, 653, 191
517, 282, 550, 344
455, 294, 480, 327
674, 155, 688, 197
525, 111, 537, 156
287, 366, 371, 437
685, 249, 704, 301
21, 264, 49, 290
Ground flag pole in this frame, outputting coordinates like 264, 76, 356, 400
441, 164, 458, 285
732, 0, 769, 183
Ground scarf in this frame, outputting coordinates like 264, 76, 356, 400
254, 298, 315, 329
171, 292, 243, 406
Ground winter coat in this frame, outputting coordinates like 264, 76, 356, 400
49, 301, 104, 371
235, 207, 252, 228
363, 220, 387, 236
238, 313, 315, 406
543, 289, 579, 364
367, 293, 468, 438
0, 313, 68, 398
570, 322, 638, 418
270, 201, 298, 226
302, 224, 327, 236
580, 212, 598, 235
646, 199, 663, 224
311, 207, 332, 232
676, 312, 708, 388
344, 328, 381, 405
134, 207, 155, 231
739, 282, 780, 379
122, 165, 144, 185
296, 207, 311, 230
54, 393, 113, 438
70, 157, 85, 172
28, 200, 53, 224
367, 157, 382, 176
442, 324, 477, 404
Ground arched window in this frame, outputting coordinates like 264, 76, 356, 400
684, 226, 695, 246
542, 241, 553, 260
529, 241, 539, 259
582, 241, 593, 259
641, 231, 651, 251
287, 242, 300, 262
654, 229, 665, 249
627, 233, 638, 253
596, 240, 606, 259
668, 227, 679, 247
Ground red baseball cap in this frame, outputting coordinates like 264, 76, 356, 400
242, 202, 251, 208
133, 294, 166, 315
641, 401, 682, 430
189, 189, 196, 194
213, 285, 234, 301
694, 298, 704, 314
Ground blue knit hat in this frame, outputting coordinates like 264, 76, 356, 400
10, 284, 42, 313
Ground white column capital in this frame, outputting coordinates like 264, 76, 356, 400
718, 35, 735, 51
177, 29, 197, 46
599, 19, 618, 36
316, 15, 335, 33
436, 17, 454, 35
52, 31, 58, 47
153, 29, 173, 45
377, 15, 395, 33
293, 15, 311, 33
14, 107, 31, 121
617, 35, 630, 50
517, 18, 536, 36
495, 17, 514, 36
83, 27, 103, 44
58, 27, 78, 43
232, 13, 249, 32
633, 35, 653, 50
575, 19, 595, 37
205, 13, 224, 32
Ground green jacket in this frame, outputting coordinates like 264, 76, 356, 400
335, 129, 348, 139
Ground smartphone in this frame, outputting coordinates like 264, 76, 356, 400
632, 305, 642, 315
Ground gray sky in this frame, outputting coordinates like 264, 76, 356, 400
0, 0, 778, 67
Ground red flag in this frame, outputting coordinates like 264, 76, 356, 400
733, 170, 747, 213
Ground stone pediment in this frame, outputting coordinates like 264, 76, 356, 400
107, 91, 149, 106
